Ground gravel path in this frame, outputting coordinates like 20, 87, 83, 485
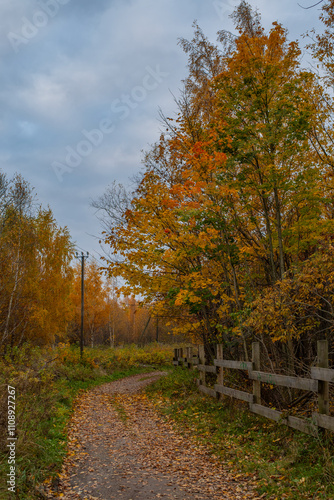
44, 372, 260, 500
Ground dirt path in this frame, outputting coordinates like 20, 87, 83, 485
44, 372, 260, 500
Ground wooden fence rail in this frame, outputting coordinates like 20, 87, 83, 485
172, 340, 334, 436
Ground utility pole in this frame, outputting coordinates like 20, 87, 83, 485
108, 276, 116, 348
108, 294, 115, 348
112, 276, 116, 348
108, 295, 112, 348
75, 251, 89, 358
112, 295, 115, 348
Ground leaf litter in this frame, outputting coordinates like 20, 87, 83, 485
41, 372, 260, 499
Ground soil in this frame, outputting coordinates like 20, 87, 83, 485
42, 372, 260, 500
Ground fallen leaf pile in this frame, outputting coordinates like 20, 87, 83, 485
41, 372, 260, 499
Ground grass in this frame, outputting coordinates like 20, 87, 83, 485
145, 366, 334, 500
0, 342, 173, 499
4, 343, 332, 499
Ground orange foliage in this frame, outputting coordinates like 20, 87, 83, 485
0, 174, 73, 350
98, 2, 334, 363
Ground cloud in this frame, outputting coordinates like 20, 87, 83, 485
0, 0, 326, 259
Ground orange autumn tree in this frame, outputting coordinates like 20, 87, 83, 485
68, 260, 167, 346
99, 2, 334, 361
120, 295, 164, 344
101, 137, 237, 358
28, 209, 74, 341
100, 29, 238, 358
167, 5, 333, 354
0, 173, 74, 351
246, 237, 334, 368
69, 260, 112, 347
212, 10, 334, 293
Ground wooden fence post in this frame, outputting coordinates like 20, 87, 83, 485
198, 345, 206, 386
216, 344, 224, 385
186, 347, 193, 369
317, 340, 329, 415
252, 342, 261, 405
216, 344, 224, 400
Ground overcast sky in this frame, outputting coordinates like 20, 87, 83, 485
0, 0, 325, 262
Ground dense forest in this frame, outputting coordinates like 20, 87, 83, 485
0, 173, 171, 352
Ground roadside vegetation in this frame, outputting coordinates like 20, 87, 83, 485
1, 342, 333, 499
146, 367, 334, 500
0, 343, 173, 499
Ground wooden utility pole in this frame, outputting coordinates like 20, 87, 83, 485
75, 251, 89, 358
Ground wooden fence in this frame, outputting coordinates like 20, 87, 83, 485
173, 340, 334, 436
